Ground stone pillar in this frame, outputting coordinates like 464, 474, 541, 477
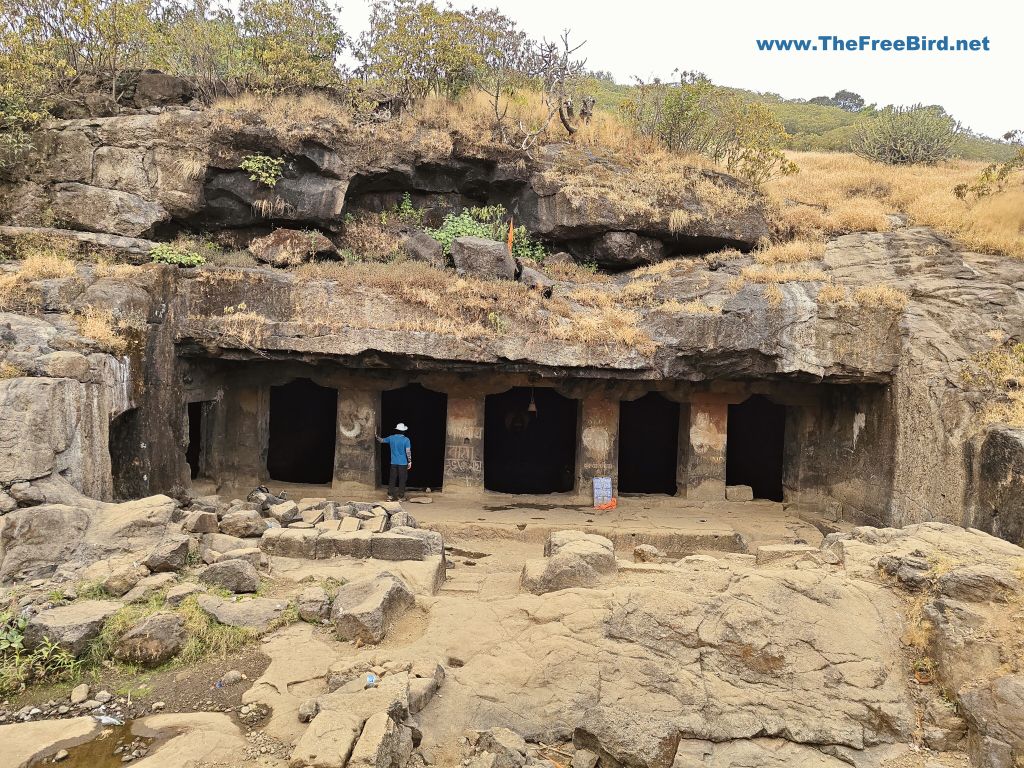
207, 384, 267, 483
686, 396, 728, 501
675, 403, 691, 495
334, 389, 378, 492
576, 395, 619, 500
443, 396, 485, 491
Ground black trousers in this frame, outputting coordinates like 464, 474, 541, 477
388, 464, 408, 499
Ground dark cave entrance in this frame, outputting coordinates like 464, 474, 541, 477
185, 401, 210, 480
267, 379, 338, 484
484, 387, 577, 494
618, 393, 680, 495
379, 384, 447, 491
726, 395, 786, 501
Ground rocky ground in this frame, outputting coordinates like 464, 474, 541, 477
1, 490, 1022, 768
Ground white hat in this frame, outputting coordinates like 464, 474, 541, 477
395, 423, 408, 431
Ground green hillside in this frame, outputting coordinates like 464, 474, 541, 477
584, 77, 1017, 162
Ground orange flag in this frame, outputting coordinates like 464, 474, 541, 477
507, 217, 515, 253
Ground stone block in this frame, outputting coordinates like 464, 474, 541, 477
370, 533, 427, 561
725, 485, 754, 502
316, 530, 372, 560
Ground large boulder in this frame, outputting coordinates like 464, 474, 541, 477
568, 231, 667, 269
130, 71, 194, 108
199, 559, 260, 594
248, 228, 337, 268
402, 229, 444, 266
573, 709, 680, 768
113, 611, 186, 667
144, 535, 191, 573
330, 571, 415, 644
0, 504, 90, 583
450, 236, 516, 280
543, 531, 616, 574
24, 600, 123, 657
102, 562, 151, 597
218, 510, 268, 539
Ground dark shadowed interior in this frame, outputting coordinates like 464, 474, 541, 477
267, 378, 337, 484
727, 394, 786, 501
379, 384, 448, 490
109, 408, 141, 501
484, 387, 577, 494
618, 392, 680, 495
185, 401, 206, 479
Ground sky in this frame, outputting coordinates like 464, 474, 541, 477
336, 0, 1022, 138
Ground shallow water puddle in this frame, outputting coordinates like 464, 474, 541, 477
27, 722, 161, 767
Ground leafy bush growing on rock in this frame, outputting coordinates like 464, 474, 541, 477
151, 243, 206, 267
240, 154, 285, 187
1, 611, 83, 695
853, 105, 963, 165
426, 205, 546, 261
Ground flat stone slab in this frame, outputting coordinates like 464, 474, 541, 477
24, 599, 123, 656
195, 594, 289, 632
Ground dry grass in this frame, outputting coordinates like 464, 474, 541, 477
964, 340, 1024, 427
753, 238, 826, 265
852, 284, 910, 310
658, 298, 722, 314
633, 259, 684, 279
669, 209, 692, 234
92, 259, 139, 279
739, 263, 829, 284
618, 279, 658, 307
338, 214, 404, 261
0, 250, 78, 312
763, 284, 784, 307
0, 361, 26, 378
542, 260, 611, 283
219, 305, 268, 348
767, 151, 1024, 258
214, 92, 352, 137
242, 260, 655, 354
75, 305, 145, 355
173, 155, 207, 181
817, 283, 848, 305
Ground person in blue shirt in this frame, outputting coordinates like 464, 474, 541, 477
376, 423, 412, 501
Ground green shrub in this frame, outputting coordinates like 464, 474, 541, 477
853, 105, 963, 165
150, 243, 206, 267
1, 611, 83, 695
240, 154, 285, 187
620, 73, 797, 183
426, 204, 546, 262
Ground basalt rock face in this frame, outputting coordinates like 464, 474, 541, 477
0, 107, 1022, 543
0, 109, 770, 257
